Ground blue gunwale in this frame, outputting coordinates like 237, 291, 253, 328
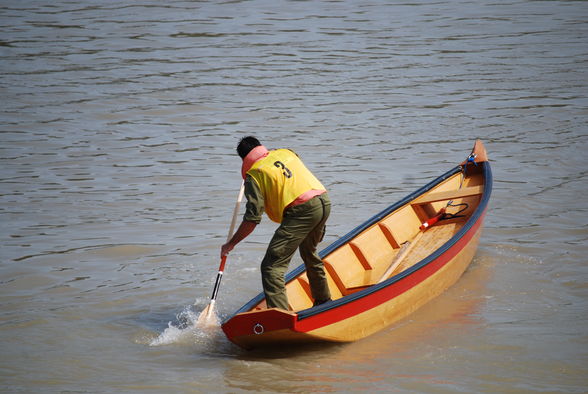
223, 160, 492, 323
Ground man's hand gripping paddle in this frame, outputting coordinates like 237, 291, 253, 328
197, 181, 245, 327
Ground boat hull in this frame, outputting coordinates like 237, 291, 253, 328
222, 210, 486, 349
221, 142, 492, 349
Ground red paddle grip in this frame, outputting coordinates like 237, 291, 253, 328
219, 255, 228, 272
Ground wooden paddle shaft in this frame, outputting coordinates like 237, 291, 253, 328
227, 182, 245, 243
378, 208, 446, 283
377, 231, 423, 283
201, 181, 245, 308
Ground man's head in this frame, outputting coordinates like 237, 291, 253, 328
237, 136, 261, 159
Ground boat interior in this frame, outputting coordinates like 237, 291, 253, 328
251, 164, 486, 313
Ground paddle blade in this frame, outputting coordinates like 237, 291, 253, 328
196, 302, 219, 328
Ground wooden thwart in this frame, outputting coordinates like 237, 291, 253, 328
412, 185, 483, 205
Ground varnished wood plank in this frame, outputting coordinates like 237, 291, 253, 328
412, 185, 483, 205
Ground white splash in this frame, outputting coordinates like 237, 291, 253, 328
149, 306, 219, 347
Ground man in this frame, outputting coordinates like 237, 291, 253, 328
221, 136, 332, 310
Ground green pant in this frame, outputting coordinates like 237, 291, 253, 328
261, 194, 331, 310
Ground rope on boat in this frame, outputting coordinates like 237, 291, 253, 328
380, 151, 479, 282
443, 201, 469, 219
440, 152, 477, 221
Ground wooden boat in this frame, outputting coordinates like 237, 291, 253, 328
221, 140, 492, 349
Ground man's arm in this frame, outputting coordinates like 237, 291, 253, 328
221, 220, 257, 257
220, 175, 263, 258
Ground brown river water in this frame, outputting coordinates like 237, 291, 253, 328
1, 0, 587, 392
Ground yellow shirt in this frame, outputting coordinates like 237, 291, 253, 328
246, 149, 325, 223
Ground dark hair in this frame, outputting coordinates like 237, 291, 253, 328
237, 136, 261, 159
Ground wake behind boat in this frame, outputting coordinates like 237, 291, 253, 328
221, 140, 492, 349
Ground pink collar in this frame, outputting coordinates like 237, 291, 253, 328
241, 145, 269, 179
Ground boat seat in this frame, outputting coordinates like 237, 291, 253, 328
412, 185, 483, 205
411, 185, 483, 224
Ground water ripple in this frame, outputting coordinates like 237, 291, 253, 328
1, 0, 587, 392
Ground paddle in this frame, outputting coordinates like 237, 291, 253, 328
197, 181, 245, 327
377, 208, 446, 284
